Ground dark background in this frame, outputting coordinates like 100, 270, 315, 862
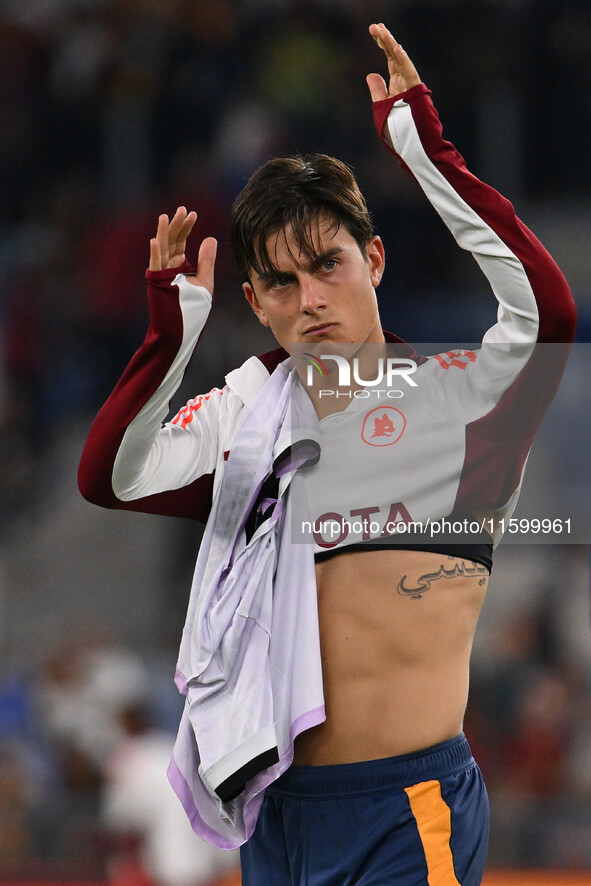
0, 1, 590, 881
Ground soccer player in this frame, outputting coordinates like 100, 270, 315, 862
79, 23, 576, 886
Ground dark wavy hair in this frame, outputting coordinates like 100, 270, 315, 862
229, 153, 374, 280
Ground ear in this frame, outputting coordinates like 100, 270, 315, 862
366, 236, 385, 288
243, 281, 270, 327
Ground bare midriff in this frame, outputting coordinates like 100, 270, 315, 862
292, 547, 489, 766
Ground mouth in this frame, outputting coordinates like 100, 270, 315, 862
303, 323, 337, 337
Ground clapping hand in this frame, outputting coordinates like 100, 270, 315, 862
149, 206, 217, 294
366, 23, 421, 102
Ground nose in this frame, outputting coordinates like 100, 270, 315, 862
299, 275, 326, 314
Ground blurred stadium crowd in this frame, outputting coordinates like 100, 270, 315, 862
0, 0, 590, 883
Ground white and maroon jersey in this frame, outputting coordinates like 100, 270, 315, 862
79, 84, 576, 562
78, 83, 576, 848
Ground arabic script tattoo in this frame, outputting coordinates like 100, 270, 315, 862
397, 557, 489, 600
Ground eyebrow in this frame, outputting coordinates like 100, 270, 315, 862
255, 247, 344, 285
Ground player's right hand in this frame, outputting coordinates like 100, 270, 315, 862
149, 206, 217, 293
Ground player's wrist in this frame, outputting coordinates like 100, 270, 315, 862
145, 259, 195, 281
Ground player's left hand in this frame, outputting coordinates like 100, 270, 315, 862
149, 206, 217, 294
366, 23, 421, 102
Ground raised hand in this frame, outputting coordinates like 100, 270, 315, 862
366, 23, 421, 103
149, 206, 217, 293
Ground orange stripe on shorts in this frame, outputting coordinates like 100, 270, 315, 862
405, 779, 461, 886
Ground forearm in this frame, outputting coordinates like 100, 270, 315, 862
374, 84, 576, 345
78, 265, 218, 519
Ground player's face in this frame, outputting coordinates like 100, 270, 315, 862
243, 216, 386, 350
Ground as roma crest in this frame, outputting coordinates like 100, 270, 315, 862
361, 406, 406, 447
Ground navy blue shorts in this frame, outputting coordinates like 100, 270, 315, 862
240, 734, 488, 885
